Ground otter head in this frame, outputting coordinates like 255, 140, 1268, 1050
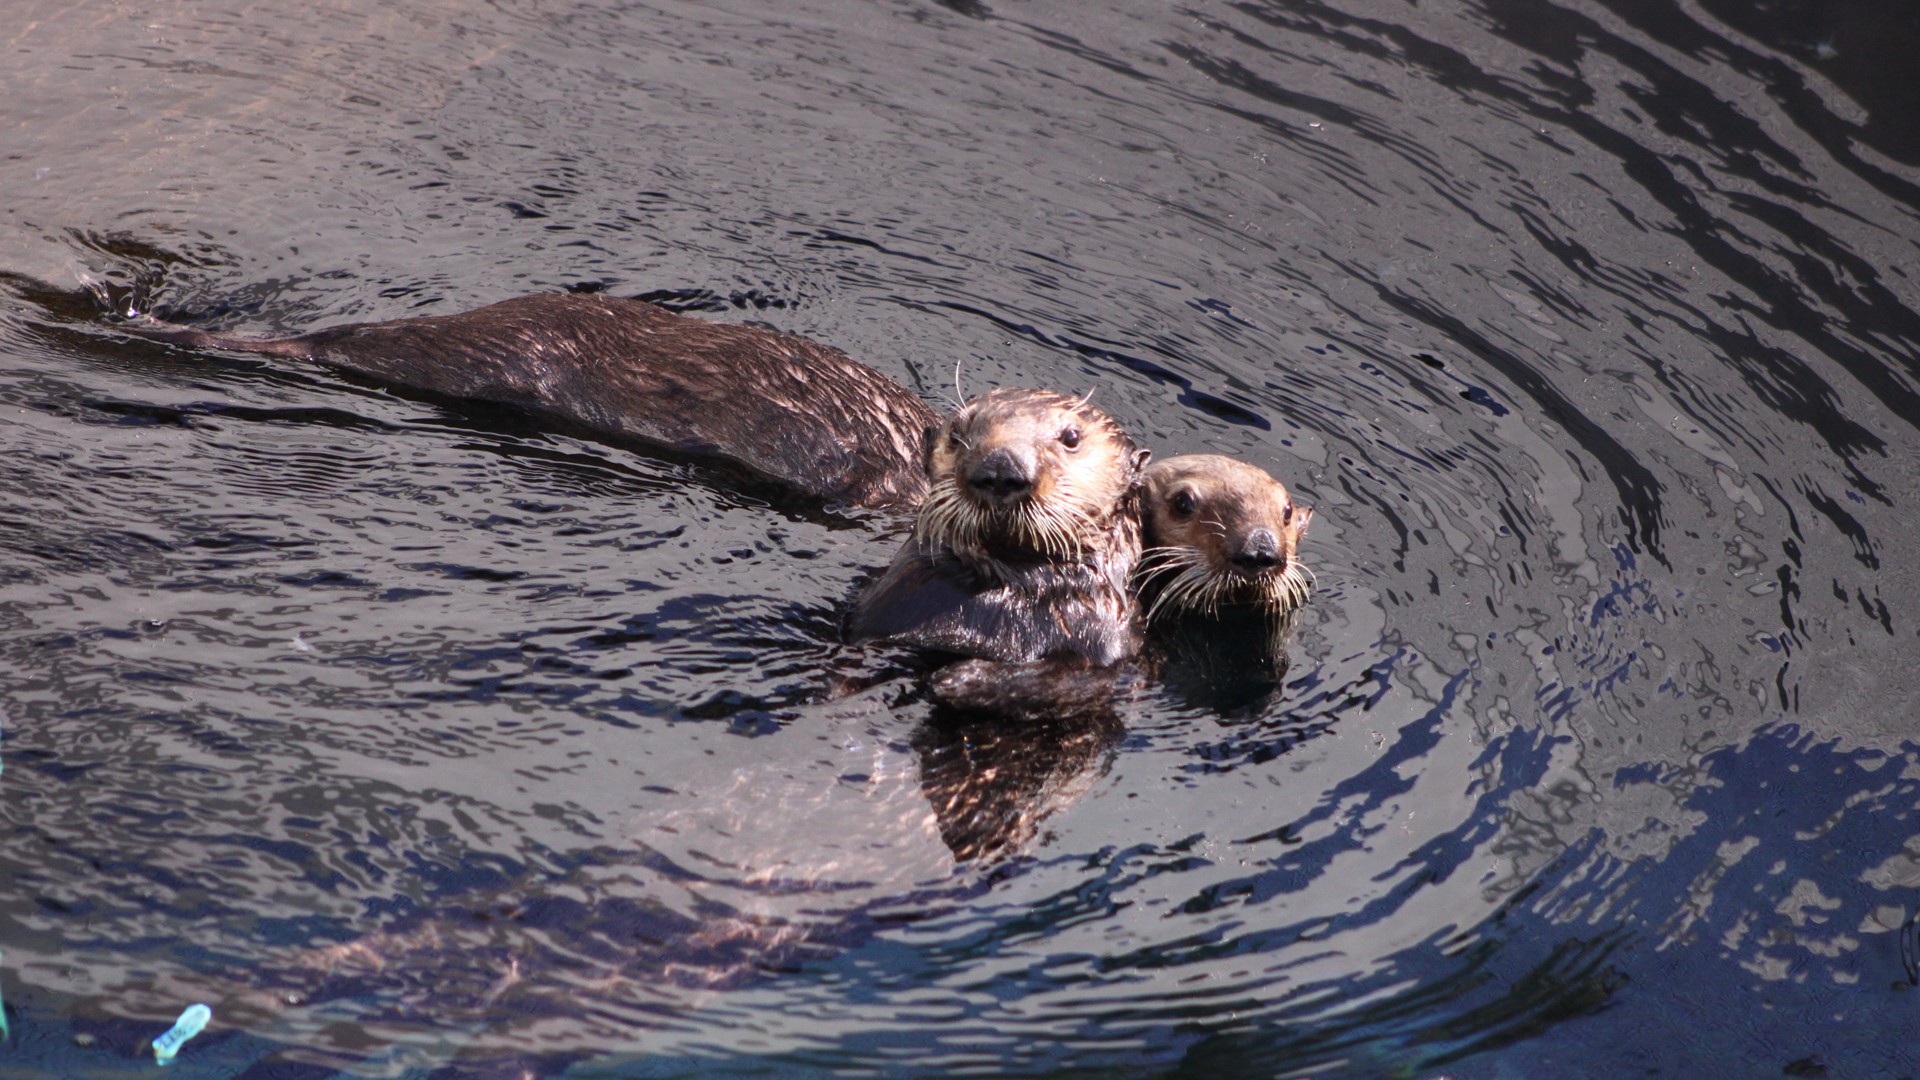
917, 388, 1149, 573
1138, 454, 1313, 621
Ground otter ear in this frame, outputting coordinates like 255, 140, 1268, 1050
1294, 505, 1315, 535
1129, 447, 1152, 481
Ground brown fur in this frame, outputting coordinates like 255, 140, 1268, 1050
125, 293, 941, 510
1138, 454, 1313, 622
849, 389, 1149, 666
123, 298, 1158, 674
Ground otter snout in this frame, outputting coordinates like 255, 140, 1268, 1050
1229, 528, 1283, 574
967, 446, 1036, 506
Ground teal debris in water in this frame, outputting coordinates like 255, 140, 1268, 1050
150, 1004, 211, 1065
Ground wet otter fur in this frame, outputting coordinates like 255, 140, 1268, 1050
1136, 454, 1314, 689
1138, 454, 1313, 624
929, 453, 1312, 715
122, 292, 941, 510
849, 388, 1150, 667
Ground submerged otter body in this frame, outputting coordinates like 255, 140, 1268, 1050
127, 293, 941, 510
850, 388, 1149, 667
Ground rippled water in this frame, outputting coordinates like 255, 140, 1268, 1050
5, 0, 1920, 1076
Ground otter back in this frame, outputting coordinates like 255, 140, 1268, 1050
127, 293, 941, 510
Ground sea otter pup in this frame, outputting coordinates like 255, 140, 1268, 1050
1137, 453, 1313, 686
849, 387, 1150, 667
1138, 454, 1313, 621
122, 293, 941, 510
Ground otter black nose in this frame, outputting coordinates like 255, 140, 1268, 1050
1230, 528, 1281, 572
968, 447, 1034, 504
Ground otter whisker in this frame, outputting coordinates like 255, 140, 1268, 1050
1017, 507, 1049, 559
918, 478, 1009, 574
1133, 546, 1202, 584
1138, 575, 1180, 612
1257, 559, 1314, 616
1200, 569, 1234, 617
1143, 543, 1199, 560
1054, 503, 1097, 558
1134, 546, 1200, 577
1187, 568, 1223, 617
1144, 559, 1215, 624
1021, 503, 1052, 557
1041, 507, 1078, 560
1018, 489, 1096, 562
1140, 541, 1317, 623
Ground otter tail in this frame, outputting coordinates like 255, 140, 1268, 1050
118, 316, 314, 360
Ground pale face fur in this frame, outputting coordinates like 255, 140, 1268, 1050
917, 388, 1147, 573
1138, 454, 1313, 620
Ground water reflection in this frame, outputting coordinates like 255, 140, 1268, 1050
917, 700, 1125, 864
53, 685, 1147, 1077
6, 0, 1920, 1076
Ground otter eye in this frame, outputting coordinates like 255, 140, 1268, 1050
1169, 489, 1197, 518
1282, 505, 1293, 525
1060, 426, 1082, 449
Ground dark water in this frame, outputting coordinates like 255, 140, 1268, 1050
4, 0, 1919, 1076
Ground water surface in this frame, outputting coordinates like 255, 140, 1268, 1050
4, 0, 1920, 1076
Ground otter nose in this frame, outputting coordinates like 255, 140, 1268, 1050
1230, 528, 1281, 573
967, 447, 1034, 504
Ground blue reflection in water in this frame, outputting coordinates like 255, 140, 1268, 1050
2, 0, 1920, 1076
